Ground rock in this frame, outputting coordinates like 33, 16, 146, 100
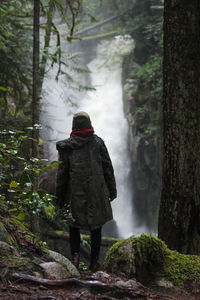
105, 239, 136, 277
0, 241, 15, 256
40, 262, 71, 280
93, 271, 110, 280
156, 279, 174, 288
122, 60, 162, 233
105, 234, 169, 282
115, 279, 134, 288
31, 256, 45, 265
105, 234, 200, 288
0, 246, 44, 278
33, 272, 42, 278
123, 77, 138, 115
47, 249, 80, 277
0, 222, 14, 245
115, 279, 144, 290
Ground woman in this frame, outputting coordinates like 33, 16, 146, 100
56, 112, 117, 271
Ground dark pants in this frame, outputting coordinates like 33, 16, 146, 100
69, 226, 102, 261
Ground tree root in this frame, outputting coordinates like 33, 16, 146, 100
12, 273, 177, 299
12, 273, 147, 298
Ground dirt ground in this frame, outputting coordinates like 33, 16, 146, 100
0, 270, 200, 300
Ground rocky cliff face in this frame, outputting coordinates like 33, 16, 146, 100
122, 56, 162, 232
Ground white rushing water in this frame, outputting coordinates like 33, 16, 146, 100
79, 36, 134, 238
41, 35, 137, 238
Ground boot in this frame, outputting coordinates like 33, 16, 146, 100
90, 227, 101, 272
72, 252, 79, 268
89, 259, 100, 272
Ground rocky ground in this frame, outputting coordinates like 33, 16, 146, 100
0, 268, 199, 300
0, 216, 200, 299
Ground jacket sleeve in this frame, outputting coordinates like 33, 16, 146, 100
100, 141, 117, 201
56, 149, 69, 208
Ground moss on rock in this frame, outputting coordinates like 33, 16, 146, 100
105, 234, 200, 288
0, 222, 15, 245
0, 209, 78, 281
162, 249, 200, 288
0, 250, 44, 279
1, 217, 48, 256
105, 238, 135, 277
133, 234, 167, 282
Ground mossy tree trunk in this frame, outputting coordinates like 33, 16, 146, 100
39, 0, 55, 91
158, 0, 200, 254
31, 0, 40, 233
32, 0, 40, 159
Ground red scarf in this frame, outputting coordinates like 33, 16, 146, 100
70, 128, 94, 137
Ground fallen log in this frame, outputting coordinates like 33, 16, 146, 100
45, 230, 119, 247
42, 215, 119, 247
74, 7, 134, 36
74, 15, 120, 36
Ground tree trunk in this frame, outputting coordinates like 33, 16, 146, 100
158, 0, 200, 254
40, 0, 54, 91
31, 0, 40, 233
32, 0, 40, 159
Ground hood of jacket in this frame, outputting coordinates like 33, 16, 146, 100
56, 136, 93, 151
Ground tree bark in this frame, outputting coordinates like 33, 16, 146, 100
32, 0, 40, 159
40, 0, 54, 91
158, 0, 200, 254
31, 0, 40, 233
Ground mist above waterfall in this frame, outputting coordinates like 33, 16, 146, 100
40, 51, 86, 159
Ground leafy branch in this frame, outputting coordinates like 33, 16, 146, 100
0, 129, 60, 222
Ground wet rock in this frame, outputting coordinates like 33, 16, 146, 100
47, 249, 80, 277
40, 262, 71, 279
122, 66, 162, 232
93, 271, 110, 280
156, 279, 174, 288
115, 279, 139, 289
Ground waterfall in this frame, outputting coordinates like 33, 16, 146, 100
41, 35, 146, 238
79, 36, 134, 238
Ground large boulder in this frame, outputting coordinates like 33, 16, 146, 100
104, 234, 200, 287
105, 234, 166, 282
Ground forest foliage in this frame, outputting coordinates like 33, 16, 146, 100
0, 0, 163, 225
0, 128, 59, 223
0, 0, 163, 131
